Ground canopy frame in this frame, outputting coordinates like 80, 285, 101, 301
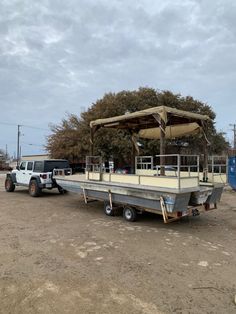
90, 105, 210, 176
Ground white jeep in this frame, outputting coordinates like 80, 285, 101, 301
5, 159, 71, 197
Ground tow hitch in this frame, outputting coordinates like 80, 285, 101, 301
192, 208, 200, 216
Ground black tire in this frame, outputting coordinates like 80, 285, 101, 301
29, 180, 42, 197
104, 202, 115, 216
123, 206, 137, 222
5, 178, 15, 192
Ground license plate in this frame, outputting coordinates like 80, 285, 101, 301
46, 184, 52, 188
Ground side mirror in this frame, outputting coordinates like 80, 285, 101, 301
16, 166, 20, 170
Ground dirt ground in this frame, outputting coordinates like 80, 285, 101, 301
0, 173, 235, 314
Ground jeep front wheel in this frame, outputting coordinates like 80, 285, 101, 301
29, 180, 42, 197
5, 178, 15, 192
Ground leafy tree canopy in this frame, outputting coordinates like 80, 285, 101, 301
46, 88, 229, 164
0, 148, 8, 159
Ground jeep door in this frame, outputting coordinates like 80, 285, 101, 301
16, 161, 27, 184
24, 161, 34, 185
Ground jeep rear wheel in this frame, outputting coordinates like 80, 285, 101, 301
5, 178, 15, 192
29, 180, 42, 197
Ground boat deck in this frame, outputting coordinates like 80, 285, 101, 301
54, 173, 201, 194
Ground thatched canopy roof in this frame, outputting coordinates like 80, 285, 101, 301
90, 105, 210, 132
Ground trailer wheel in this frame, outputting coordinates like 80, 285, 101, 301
123, 206, 137, 222
5, 178, 15, 192
29, 180, 42, 197
104, 202, 115, 216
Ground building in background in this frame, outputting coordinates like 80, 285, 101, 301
21, 154, 50, 161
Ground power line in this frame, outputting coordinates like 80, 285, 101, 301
21, 142, 45, 147
0, 121, 17, 126
0, 122, 47, 163
0, 121, 49, 131
22, 124, 49, 131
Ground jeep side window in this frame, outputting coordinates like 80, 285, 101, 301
27, 162, 33, 171
34, 161, 43, 172
20, 162, 26, 170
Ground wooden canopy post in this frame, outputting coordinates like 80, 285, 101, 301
90, 127, 94, 156
153, 114, 166, 176
201, 121, 210, 182
131, 140, 136, 174
160, 119, 166, 176
203, 140, 208, 182
130, 132, 140, 174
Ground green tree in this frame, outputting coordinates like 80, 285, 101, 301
46, 88, 229, 164
0, 148, 8, 160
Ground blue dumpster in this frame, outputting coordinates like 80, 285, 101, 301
228, 156, 236, 190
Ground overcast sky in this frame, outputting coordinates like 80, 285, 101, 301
0, 0, 236, 157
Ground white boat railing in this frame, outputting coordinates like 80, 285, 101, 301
84, 154, 227, 186
136, 154, 200, 179
135, 154, 228, 184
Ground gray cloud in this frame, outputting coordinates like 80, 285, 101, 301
0, 0, 235, 155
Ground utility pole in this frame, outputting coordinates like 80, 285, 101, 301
17, 124, 21, 166
229, 124, 236, 149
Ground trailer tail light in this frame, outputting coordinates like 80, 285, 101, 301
40, 174, 47, 179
